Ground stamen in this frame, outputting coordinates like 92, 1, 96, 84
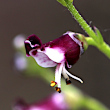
57, 63, 64, 88
65, 79, 71, 85
50, 81, 57, 87
62, 67, 71, 85
62, 67, 69, 80
55, 64, 60, 84
64, 67, 83, 83
55, 63, 63, 88
55, 87, 61, 93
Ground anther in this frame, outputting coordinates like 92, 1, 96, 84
50, 81, 57, 87
65, 79, 71, 85
55, 87, 61, 93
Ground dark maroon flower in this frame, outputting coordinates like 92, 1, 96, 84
24, 31, 84, 93
13, 93, 69, 110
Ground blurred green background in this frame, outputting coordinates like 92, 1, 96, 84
0, 0, 110, 109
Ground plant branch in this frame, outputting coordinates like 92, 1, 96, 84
64, 0, 98, 41
57, 0, 110, 58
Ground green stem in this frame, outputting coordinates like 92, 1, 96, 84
57, 0, 110, 58
65, 0, 98, 42
85, 37, 110, 58
85, 37, 97, 47
97, 42, 110, 58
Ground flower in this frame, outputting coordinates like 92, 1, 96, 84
24, 31, 84, 93
13, 93, 69, 110
14, 52, 27, 71
13, 34, 26, 49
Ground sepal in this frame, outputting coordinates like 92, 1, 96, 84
76, 33, 88, 51
57, 0, 67, 7
94, 26, 104, 44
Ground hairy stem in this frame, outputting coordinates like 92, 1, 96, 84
57, 0, 110, 58
64, 0, 98, 42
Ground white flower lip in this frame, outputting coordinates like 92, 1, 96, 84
44, 47, 65, 63
29, 49, 57, 67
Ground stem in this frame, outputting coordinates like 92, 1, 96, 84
65, 0, 98, 42
97, 42, 110, 58
58, 0, 110, 58
85, 37, 97, 47
85, 37, 110, 58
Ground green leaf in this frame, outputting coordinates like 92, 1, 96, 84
68, 0, 73, 3
57, 0, 67, 7
94, 26, 104, 44
64, 0, 73, 3
76, 33, 88, 51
